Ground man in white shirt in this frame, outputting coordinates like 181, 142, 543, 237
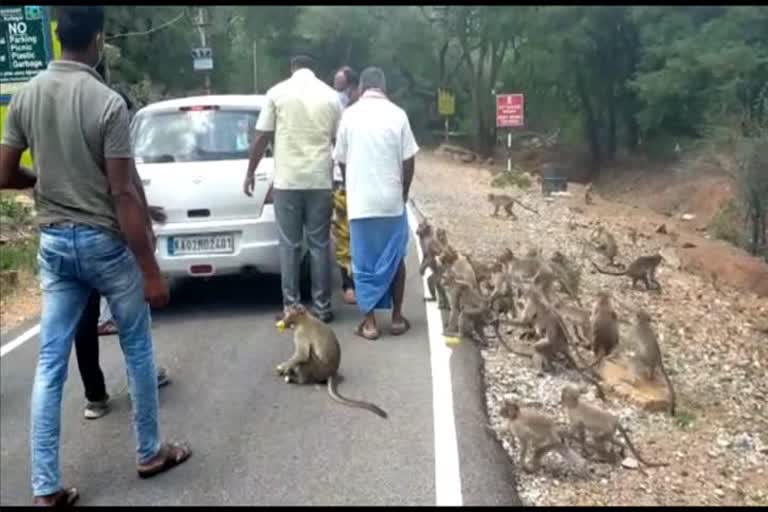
333, 67, 419, 340
243, 55, 342, 322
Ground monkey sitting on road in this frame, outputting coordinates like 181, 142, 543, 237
275, 305, 387, 419
498, 399, 585, 474
487, 193, 540, 220
591, 254, 664, 292
624, 310, 676, 416
560, 386, 668, 468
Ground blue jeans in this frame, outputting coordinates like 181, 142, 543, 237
31, 224, 161, 496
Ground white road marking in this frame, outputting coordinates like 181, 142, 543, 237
0, 323, 40, 358
406, 203, 464, 507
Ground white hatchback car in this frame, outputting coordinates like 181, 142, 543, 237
131, 95, 301, 282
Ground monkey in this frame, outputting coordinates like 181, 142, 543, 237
512, 288, 607, 400
628, 227, 639, 246
590, 226, 621, 267
560, 386, 668, 468
275, 305, 387, 419
415, 220, 434, 255
624, 310, 676, 416
591, 254, 664, 291
487, 193, 540, 219
533, 267, 557, 300
584, 182, 594, 205
554, 301, 592, 348
582, 291, 620, 372
550, 251, 581, 300
441, 247, 479, 334
488, 262, 520, 321
442, 272, 501, 347
508, 252, 543, 281
497, 399, 584, 474
419, 228, 451, 309
466, 255, 495, 291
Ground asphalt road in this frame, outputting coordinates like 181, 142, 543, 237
0, 236, 520, 506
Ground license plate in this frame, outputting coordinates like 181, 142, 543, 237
168, 234, 235, 256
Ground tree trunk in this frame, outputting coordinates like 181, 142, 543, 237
574, 67, 602, 173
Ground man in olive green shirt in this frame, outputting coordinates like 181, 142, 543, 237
243, 55, 342, 322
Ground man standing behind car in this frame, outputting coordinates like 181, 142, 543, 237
243, 55, 342, 323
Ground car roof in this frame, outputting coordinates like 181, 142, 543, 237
137, 95, 266, 115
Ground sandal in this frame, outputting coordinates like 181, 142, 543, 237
137, 441, 192, 479
33, 487, 79, 507
390, 317, 411, 336
97, 320, 118, 337
354, 321, 380, 341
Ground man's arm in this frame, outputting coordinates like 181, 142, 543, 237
0, 94, 37, 189
244, 94, 277, 196
333, 117, 348, 185
243, 131, 274, 197
402, 157, 415, 202
103, 96, 168, 307
401, 116, 420, 202
0, 146, 37, 189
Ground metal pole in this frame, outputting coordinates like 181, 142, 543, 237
197, 7, 210, 95
444, 117, 449, 144
252, 39, 259, 94
507, 130, 512, 172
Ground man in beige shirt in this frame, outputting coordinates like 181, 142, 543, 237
243, 55, 342, 322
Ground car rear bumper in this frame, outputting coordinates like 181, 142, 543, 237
153, 206, 281, 278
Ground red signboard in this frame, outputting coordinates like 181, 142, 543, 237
496, 93, 524, 128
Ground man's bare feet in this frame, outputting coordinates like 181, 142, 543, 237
342, 288, 356, 305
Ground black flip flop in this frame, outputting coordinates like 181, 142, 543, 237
137, 441, 192, 479
390, 318, 411, 336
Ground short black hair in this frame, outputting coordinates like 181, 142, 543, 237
55, 6, 105, 52
340, 66, 359, 88
290, 55, 315, 71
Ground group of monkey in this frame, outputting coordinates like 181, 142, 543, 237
415, 193, 678, 474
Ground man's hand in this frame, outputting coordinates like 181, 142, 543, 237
144, 273, 170, 308
147, 205, 167, 224
243, 171, 255, 197
244, 131, 274, 197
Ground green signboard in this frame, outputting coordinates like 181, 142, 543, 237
0, 5, 52, 99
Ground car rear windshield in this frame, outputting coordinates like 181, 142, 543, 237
131, 108, 260, 163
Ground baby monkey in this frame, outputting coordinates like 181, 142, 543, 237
276, 305, 388, 419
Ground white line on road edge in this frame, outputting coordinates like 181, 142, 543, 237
406, 203, 464, 507
1, 323, 40, 358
